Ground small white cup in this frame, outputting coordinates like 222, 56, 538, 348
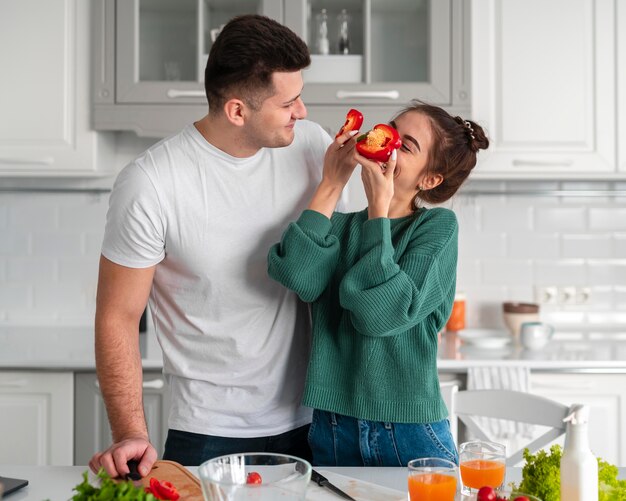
520, 321, 554, 350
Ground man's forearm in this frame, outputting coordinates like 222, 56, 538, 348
95, 321, 148, 442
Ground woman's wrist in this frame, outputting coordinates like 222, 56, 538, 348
308, 180, 344, 218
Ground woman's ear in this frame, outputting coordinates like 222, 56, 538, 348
420, 173, 444, 191
223, 99, 246, 126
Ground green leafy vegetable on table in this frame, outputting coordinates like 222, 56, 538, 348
511, 445, 626, 501
63, 468, 178, 500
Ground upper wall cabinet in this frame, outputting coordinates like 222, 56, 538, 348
0, 0, 113, 177
617, 2, 626, 173
471, 0, 623, 179
285, 0, 462, 107
94, 0, 284, 137
93, 0, 469, 137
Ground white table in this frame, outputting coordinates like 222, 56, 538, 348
1, 465, 624, 500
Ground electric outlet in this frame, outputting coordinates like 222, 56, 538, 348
534, 285, 591, 305
534, 285, 558, 304
559, 286, 577, 304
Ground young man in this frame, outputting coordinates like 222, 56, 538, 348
89, 14, 353, 479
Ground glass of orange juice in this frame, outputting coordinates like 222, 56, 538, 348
459, 440, 506, 496
407, 457, 457, 501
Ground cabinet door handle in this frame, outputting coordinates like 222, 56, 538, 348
0, 157, 54, 165
336, 90, 400, 100
166, 89, 205, 99
142, 379, 165, 389
512, 159, 573, 167
0, 379, 28, 387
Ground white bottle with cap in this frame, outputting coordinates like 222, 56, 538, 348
560, 404, 598, 501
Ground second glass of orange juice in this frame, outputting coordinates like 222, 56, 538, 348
459, 440, 506, 496
408, 457, 457, 501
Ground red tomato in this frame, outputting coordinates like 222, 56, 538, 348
477, 485, 497, 501
246, 471, 262, 484
145, 477, 180, 501
355, 123, 402, 162
335, 108, 364, 138
513, 497, 530, 501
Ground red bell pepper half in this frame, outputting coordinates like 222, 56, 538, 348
355, 123, 402, 162
335, 108, 364, 138
145, 477, 180, 501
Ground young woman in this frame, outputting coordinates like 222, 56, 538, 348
268, 101, 489, 467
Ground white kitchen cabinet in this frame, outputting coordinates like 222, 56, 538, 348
471, 0, 623, 179
74, 371, 171, 465
93, 0, 469, 137
619, 1, 626, 174
530, 372, 626, 466
0, 371, 73, 466
0, 0, 113, 177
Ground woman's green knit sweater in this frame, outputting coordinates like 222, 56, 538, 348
268, 207, 458, 424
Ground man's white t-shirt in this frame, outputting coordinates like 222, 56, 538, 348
102, 119, 339, 437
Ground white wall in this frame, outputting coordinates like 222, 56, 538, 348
1, 133, 626, 331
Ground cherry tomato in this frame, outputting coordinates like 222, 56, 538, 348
145, 477, 180, 501
336, 108, 364, 138
246, 471, 262, 484
477, 485, 497, 501
513, 497, 530, 501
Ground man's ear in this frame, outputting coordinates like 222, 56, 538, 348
223, 98, 246, 126
421, 173, 444, 191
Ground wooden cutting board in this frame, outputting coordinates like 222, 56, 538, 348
141, 460, 203, 500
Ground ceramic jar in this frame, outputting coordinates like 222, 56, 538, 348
502, 302, 540, 343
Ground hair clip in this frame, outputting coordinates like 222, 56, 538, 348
464, 120, 475, 140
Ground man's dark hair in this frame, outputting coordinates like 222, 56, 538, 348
204, 14, 310, 111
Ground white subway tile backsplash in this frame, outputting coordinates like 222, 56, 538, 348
455, 258, 480, 286
508, 233, 559, 259
0, 283, 31, 308
6, 258, 57, 282
0, 233, 30, 255
459, 232, 507, 259
84, 232, 105, 255
2, 176, 626, 328
534, 206, 586, 231
58, 257, 99, 284
480, 200, 533, 232
33, 283, 87, 312
589, 207, 626, 231
0, 204, 8, 228
615, 234, 626, 256
533, 259, 587, 284
587, 260, 626, 286
562, 234, 613, 259
31, 232, 85, 257
58, 195, 108, 229
482, 258, 533, 286
615, 287, 626, 309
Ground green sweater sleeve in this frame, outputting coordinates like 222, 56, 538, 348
339, 210, 458, 337
267, 209, 341, 302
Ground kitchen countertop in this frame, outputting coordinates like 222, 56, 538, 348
2, 326, 626, 372
1, 465, 624, 501
437, 330, 626, 372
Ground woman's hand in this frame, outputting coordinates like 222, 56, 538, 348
321, 129, 359, 189
358, 149, 397, 219
308, 130, 359, 218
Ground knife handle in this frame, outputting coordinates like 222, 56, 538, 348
126, 460, 142, 481
311, 469, 327, 486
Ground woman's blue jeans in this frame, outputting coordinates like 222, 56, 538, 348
308, 409, 458, 467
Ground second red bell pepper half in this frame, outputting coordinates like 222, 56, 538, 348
356, 123, 402, 162
335, 108, 364, 138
